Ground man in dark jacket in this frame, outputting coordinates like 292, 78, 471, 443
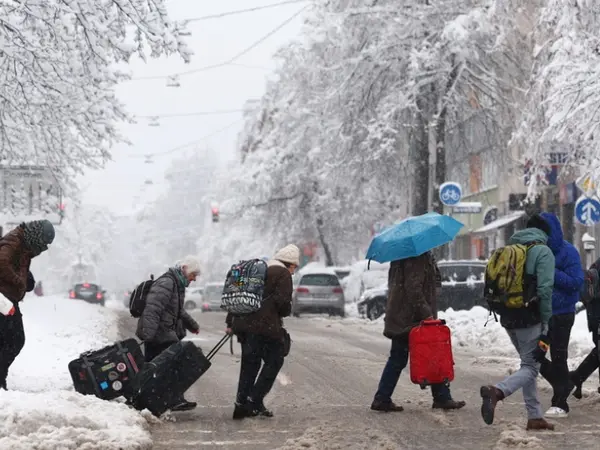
136, 255, 201, 411
570, 257, 600, 398
537, 213, 584, 418
371, 251, 465, 412
0, 221, 54, 390
226, 244, 297, 420
479, 215, 555, 431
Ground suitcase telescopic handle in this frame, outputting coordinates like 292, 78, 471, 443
206, 333, 232, 361
421, 319, 446, 326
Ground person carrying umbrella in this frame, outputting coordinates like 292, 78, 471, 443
366, 212, 466, 411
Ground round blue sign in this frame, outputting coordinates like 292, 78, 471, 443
439, 182, 462, 206
575, 195, 600, 226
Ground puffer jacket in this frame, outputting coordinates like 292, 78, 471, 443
136, 269, 199, 344
540, 212, 584, 315
0, 227, 34, 305
383, 252, 437, 339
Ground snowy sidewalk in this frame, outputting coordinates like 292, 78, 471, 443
0, 294, 152, 450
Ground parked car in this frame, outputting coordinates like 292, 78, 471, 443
343, 260, 390, 303
122, 289, 132, 308
184, 287, 203, 311
357, 260, 487, 320
69, 282, 106, 307
331, 266, 351, 281
292, 268, 345, 317
201, 282, 223, 312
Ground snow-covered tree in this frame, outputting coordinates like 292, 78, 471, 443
513, 0, 600, 197
0, 0, 192, 179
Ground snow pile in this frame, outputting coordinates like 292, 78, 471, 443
9, 294, 118, 391
0, 390, 152, 450
0, 294, 152, 449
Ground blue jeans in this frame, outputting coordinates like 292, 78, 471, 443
374, 337, 452, 403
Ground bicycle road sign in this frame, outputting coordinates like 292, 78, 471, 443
439, 182, 462, 206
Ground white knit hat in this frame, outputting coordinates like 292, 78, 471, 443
273, 244, 300, 266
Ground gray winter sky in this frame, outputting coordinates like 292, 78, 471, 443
80, 0, 307, 214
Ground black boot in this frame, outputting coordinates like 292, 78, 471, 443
233, 402, 256, 420
170, 397, 197, 412
571, 348, 599, 399
251, 402, 274, 417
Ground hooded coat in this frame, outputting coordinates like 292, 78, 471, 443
540, 212, 584, 315
383, 252, 438, 339
498, 228, 555, 329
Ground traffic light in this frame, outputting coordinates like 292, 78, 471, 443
211, 207, 219, 223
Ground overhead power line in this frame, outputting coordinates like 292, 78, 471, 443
128, 118, 245, 158
134, 109, 245, 119
129, 6, 308, 82
183, 0, 307, 22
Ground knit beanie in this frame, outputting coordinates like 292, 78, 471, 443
273, 244, 300, 266
21, 220, 55, 256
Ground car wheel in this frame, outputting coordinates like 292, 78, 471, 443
100, 300, 105, 307
367, 300, 385, 321
184, 301, 196, 311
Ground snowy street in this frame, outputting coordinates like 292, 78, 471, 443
116, 309, 600, 450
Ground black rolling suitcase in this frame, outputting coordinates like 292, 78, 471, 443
130, 334, 231, 416
68, 338, 144, 400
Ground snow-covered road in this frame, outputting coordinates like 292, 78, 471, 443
119, 310, 600, 450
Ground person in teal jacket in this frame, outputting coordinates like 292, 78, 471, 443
479, 214, 556, 431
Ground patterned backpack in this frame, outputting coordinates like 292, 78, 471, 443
220, 259, 268, 315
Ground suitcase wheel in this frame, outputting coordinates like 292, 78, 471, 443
419, 381, 428, 390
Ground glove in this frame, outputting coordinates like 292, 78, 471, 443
192, 329, 199, 335
533, 334, 550, 363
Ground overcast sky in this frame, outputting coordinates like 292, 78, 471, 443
80, 0, 307, 214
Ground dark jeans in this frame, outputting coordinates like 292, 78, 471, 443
236, 333, 285, 406
572, 327, 600, 387
0, 310, 25, 389
540, 312, 575, 411
374, 336, 452, 403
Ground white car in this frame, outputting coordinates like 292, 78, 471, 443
184, 287, 203, 311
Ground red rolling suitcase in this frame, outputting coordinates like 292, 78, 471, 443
409, 319, 454, 388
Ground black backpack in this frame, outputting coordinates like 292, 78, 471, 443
129, 275, 155, 318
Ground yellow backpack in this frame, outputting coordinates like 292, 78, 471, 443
484, 243, 538, 309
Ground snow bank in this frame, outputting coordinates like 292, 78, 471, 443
9, 294, 118, 391
0, 390, 152, 450
1, 294, 152, 449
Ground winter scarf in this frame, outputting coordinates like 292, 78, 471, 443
21, 220, 55, 256
172, 266, 189, 288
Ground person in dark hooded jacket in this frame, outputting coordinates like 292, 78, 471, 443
0, 221, 54, 390
537, 212, 584, 418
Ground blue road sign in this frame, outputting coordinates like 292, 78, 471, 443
575, 195, 600, 226
439, 182, 462, 206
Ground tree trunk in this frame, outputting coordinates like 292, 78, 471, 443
411, 107, 429, 216
316, 217, 335, 266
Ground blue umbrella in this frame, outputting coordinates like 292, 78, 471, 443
366, 212, 464, 263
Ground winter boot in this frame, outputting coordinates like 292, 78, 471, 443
232, 402, 256, 420
432, 399, 466, 410
480, 385, 504, 425
251, 402, 274, 418
170, 397, 197, 412
526, 418, 555, 431
370, 399, 404, 412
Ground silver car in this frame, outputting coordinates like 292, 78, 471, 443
292, 271, 345, 317
202, 282, 223, 312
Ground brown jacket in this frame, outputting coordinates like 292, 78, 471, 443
383, 252, 439, 339
226, 260, 293, 339
0, 227, 33, 304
